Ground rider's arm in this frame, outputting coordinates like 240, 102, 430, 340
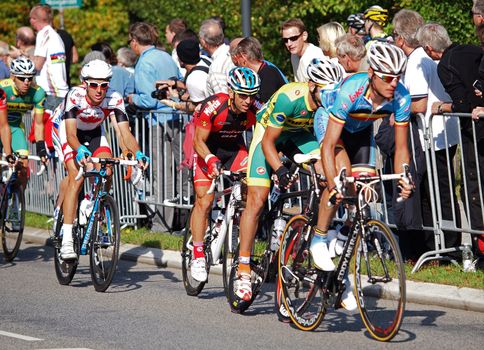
117, 121, 140, 155
193, 125, 212, 160
261, 126, 284, 171
65, 118, 82, 151
109, 114, 128, 153
33, 88, 46, 142
393, 124, 410, 173
0, 107, 12, 156
321, 118, 345, 189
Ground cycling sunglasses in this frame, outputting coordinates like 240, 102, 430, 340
86, 81, 110, 89
374, 71, 401, 84
15, 76, 34, 82
282, 32, 303, 43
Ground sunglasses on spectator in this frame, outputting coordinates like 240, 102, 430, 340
374, 71, 401, 84
15, 76, 34, 82
86, 81, 110, 89
282, 33, 303, 43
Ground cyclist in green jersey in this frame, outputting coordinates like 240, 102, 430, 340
232, 58, 344, 303
0, 57, 47, 187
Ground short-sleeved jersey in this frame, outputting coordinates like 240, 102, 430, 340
193, 93, 256, 151
0, 79, 46, 127
328, 72, 411, 133
257, 82, 316, 132
62, 86, 128, 130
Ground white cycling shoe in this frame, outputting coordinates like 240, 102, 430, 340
190, 257, 208, 282
340, 278, 358, 311
60, 241, 77, 261
234, 273, 252, 302
309, 234, 336, 271
328, 228, 348, 258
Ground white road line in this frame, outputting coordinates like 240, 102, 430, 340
36, 348, 94, 350
0, 330, 43, 341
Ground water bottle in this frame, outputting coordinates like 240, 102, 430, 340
462, 244, 475, 272
270, 184, 281, 203
271, 217, 286, 251
79, 195, 94, 225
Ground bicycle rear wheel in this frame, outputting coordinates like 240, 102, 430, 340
90, 195, 120, 292
1, 184, 25, 262
181, 208, 209, 296
354, 219, 406, 342
222, 210, 240, 299
278, 215, 325, 331
53, 207, 79, 285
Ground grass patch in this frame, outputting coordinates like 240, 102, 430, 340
26, 212, 483, 290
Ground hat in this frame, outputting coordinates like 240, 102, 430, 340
176, 39, 200, 65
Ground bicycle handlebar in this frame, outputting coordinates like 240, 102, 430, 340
0, 160, 14, 181
2, 153, 46, 176
207, 170, 246, 194
75, 157, 141, 182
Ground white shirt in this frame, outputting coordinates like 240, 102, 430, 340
206, 44, 234, 95
34, 25, 68, 97
402, 47, 459, 150
291, 43, 326, 82
186, 59, 210, 103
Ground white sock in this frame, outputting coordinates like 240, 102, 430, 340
61, 224, 73, 245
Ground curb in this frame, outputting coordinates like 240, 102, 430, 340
21, 226, 484, 313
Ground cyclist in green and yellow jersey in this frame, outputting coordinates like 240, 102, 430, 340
232, 57, 345, 304
0, 56, 47, 187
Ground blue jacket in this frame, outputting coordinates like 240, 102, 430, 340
132, 46, 180, 111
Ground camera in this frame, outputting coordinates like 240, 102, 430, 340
151, 86, 168, 100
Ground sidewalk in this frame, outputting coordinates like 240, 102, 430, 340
22, 226, 484, 313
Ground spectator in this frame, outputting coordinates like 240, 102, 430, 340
393, 10, 460, 259
363, 5, 392, 48
57, 28, 78, 88
199, 18, 234, 95
0, 42, 9, 79
9, 27, 36, 59
230, 36, 287, 105
317, 22, 345, 58
91, 42, 134, 98
165, 18, 189, 76
126, 22, 181, 233
156, 38, 210, 112
30, 4, 68, 111
209, 16, 230, 45
335, 34, 366, 73
281, 18, 326, 82
117, 47, 137, 74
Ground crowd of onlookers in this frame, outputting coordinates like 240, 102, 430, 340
0, 2, 483, 263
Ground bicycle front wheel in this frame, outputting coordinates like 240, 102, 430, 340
181, 208, 208, 296
354, 219, 406, 342
222, 210, 240, 299
89, 195, 120, 292
1, 184, 25, 262
278, 215, 325, 331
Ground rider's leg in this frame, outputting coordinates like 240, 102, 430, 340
190, 185, 214, 257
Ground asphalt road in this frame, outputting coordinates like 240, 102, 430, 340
1, 240, 483, 350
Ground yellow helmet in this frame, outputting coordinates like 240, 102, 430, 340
364, 5, 389, 27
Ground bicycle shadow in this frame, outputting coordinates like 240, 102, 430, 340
0, 239, 54, 266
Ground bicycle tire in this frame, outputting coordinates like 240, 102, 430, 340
278, 215, 325, 331
222, 210, 240, 300
89, 195, 120, 292
354, 219, 406, 342
53, 207, 79, 285
1, 184, 25, 262
181, 208, 209, 296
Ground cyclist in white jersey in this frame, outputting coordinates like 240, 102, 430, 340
56, 60, 149, 261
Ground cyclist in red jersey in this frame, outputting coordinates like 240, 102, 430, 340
189, 66, 260, 282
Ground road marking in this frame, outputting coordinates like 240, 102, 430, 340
37, 349, 94, 350
0, 330, 43, 341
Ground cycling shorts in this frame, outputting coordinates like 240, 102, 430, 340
247, 122, 319, 187
315, 109, 376, 176
57, 120, 111, 164
193, 145, 248, 188
0, 125, 29, 156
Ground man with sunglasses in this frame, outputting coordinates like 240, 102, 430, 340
54, 59, 149, 261
188, 67, 260, 282
281, 18, 326, 82
232, 58, 344, 305
0, 56, 46, 189
314, 42, 414, 310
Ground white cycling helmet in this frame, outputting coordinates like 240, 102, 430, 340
368, 42, 407, 75
307, 57, 344, 89
80, 59, 113, 81
10, 56, 36, 77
